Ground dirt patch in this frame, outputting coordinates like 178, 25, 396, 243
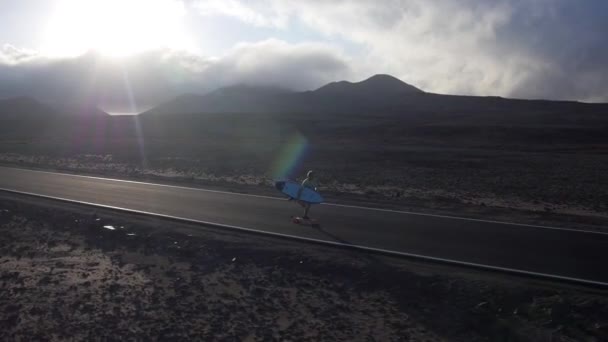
0, 197, 607, 341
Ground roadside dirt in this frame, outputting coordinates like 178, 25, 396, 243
1, 196, 607, 341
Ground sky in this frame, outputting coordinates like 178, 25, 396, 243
0, 0, 607, 113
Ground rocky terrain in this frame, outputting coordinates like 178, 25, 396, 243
1, 195, 607, 341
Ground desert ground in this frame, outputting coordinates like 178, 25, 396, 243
1, 135, 607, 231
1, 194, 607, 341
2, 92, 607, 230
1, 89, 607, 340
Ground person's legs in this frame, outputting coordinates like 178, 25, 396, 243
303, 203, 310, 218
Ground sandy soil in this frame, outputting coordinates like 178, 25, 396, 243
1, 196, 607, 341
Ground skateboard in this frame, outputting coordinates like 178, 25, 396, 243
291, 215, 320, 228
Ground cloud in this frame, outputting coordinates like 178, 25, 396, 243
2, 1, 606, 104
0, 39, 351, 112
207, 39, 351, 89
196, 0, 608, 102
193, 0, 288, 28
0, 44, 40, 65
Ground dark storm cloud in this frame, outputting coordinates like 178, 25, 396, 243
495, 0, 608, 101
0, 40, 351, 112
248, 0, 608, 102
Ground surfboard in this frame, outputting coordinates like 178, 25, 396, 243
275, 180, 324, 204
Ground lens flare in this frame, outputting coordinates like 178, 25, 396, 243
270, 132, 309, 180
120, 65, 147, 168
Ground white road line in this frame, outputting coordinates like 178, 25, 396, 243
1, 187, 606, 288
324, 202, 608, 235
2, 166, 607, 236
0, 166, 283, 200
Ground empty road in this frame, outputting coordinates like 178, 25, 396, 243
0, 166, 606, 285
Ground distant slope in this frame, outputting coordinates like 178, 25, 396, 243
142, 74, 428, 116
0, 96, 58, 121
0, 97, 60, 137
60, 103, 111, 119
313, 74, 424, 96
142, 74, 608, 120
145, 85, 291, 116
2, 75, 607, 147
143, 75, 425, 116
0, 96, 110, 119
0, 96, 112, 138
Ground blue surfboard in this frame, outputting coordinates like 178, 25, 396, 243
275, 180, 324, 204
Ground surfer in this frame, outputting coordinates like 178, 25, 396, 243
297, 170, 317, 219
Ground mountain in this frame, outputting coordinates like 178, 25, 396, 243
142, 73, 608, 121
0, 96, 111, 121
0, 96, 113, 138
209, 84, 291, 97
49, 97, 111, 119
0, 96, 58, 121
142, 74, 428, 116
145, 85, 291, 116
4, 74, 608, 133
1, 76, 607, 158
0, 96, 61, 137
313, 74, 424, 96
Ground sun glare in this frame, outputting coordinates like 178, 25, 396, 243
43, 0, 194, 57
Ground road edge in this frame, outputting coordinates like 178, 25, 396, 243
1, 187, 607, 289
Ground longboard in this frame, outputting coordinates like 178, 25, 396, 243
275, 180, 324, 204
291, 215, 320, 228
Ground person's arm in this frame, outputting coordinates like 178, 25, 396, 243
310, 179, 318, 192
297, 179, 308, 199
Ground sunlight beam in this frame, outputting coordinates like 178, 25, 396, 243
42, 0, 194, 57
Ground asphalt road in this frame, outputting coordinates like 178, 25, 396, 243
0, 166, 607, 285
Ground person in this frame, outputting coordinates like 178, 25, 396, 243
297, 170, 317, 219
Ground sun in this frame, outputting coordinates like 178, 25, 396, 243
42, 0, 194, 57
